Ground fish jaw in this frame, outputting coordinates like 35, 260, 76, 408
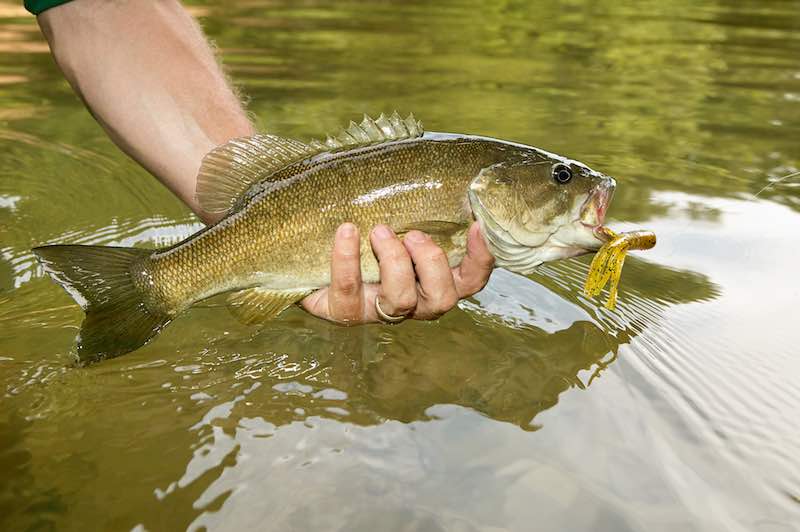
503, 177, 618, 268
469, 187, 587, 273
468, 174, 616, 272
578, 177, 616, 246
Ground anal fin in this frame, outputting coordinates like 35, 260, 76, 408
226, 287, 312, 325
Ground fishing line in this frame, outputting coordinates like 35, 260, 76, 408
753, 169, 800, 199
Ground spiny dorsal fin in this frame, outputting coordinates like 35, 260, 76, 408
308, 112, 423, 150
196, 112, 424, 215
196, 134, 315, 214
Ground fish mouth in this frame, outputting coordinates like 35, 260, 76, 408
579, 178, 616, 242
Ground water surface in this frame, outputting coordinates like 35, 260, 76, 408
1, 1, 799, 530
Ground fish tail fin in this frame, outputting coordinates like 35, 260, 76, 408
32, 245, 172, 363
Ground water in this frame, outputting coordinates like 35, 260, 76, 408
1, 0, 799, 530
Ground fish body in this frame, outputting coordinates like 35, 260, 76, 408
34, 114, 615, 362
142, 133, 499, 313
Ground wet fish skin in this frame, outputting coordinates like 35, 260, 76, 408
143, 135, 505, 313
33, 114, 614, 362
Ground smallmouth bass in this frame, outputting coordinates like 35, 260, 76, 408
34, 113, 618, 362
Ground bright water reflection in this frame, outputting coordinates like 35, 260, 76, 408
1, 0, 799, 530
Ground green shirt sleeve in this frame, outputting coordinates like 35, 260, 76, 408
24, 0, 74, 15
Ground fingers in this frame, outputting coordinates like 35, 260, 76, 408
402, 231, 459, 320
327, 222, 364, 323
302, 222, 494, 326
453, 222, 494, 297
370, 225, 417, 317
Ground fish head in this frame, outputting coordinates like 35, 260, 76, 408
468, 152, 615, 273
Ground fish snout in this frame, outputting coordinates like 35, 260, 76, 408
579, 178, 615, 240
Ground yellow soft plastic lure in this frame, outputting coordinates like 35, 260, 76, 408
584, 228, 657, 309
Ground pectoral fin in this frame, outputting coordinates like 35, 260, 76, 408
396, 220, 468, 250
226, 287, 313, 325
396, 221, 465, 237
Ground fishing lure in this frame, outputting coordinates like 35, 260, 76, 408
584, 228, 657, 309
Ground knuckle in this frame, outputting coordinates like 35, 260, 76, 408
333, 244, 359, 260
422, 246, 447, 264
393, 292, 418, 313
385, 248, 408, 263
334, 248, 359, 261
464, 281, 487, 296
444, 291, 460, 309
333, 239, 360, 259
420, 307, 446, 320
437, 293, 459, 313
464, 276, 490, 295
426, 291, 458, 317
334, 275, 360, 296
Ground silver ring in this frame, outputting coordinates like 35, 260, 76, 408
375, 295, 407, 324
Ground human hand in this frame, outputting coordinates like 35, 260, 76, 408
300, 222, 495, 324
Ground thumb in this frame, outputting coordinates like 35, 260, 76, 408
453, 222, 494, 297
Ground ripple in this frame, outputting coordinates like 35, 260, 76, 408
2, 0, 800, 530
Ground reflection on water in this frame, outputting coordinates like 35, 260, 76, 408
1, 0, 799, 530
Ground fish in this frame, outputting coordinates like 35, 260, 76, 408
33, 112, 616, 362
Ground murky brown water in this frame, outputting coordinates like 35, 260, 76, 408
1, 1, 799, 530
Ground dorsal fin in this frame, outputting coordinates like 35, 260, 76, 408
195, 112, 424, 215
308, 111, 423, 150
196, 134, 314, 214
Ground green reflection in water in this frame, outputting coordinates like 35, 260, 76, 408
1, 0, 799, 530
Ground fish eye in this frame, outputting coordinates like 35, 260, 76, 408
552, 164, 573, 184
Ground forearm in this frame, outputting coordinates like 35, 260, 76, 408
38, 0, 254, 222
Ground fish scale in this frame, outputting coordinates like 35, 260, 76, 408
33, 113, 614, 362
145, 138, 502, 313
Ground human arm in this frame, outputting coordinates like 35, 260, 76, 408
37, 0, 494, 323
37, 0, 253, 219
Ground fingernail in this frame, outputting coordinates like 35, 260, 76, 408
338, 223, 356, 238
373, 225, 393, 240
406, 231, 427, 243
